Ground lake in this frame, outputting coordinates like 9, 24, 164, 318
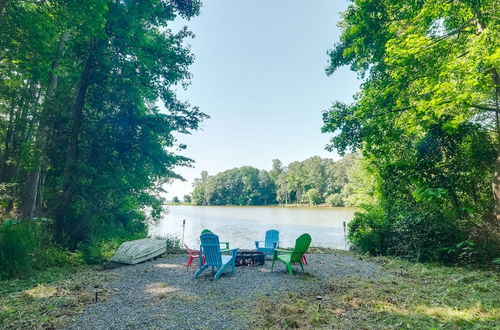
149, 205, 355, 250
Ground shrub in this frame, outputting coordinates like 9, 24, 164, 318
347, 206, 386, 255
0, 223, 43, 279
326, 193, 344, 207
305, 188, 322, 205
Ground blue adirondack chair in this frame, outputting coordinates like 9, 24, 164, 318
194, 233, 238, 280
255, 229, 279, 256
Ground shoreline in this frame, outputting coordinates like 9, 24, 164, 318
164, 203, 358, 210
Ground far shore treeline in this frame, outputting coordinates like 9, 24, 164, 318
189, 154, 371, 207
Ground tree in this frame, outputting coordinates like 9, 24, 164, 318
172, 196, 180, 204
0, 0, 206, 249
322, 0, 499, 261
306, 188, 322, 206
183, 195, 192, 203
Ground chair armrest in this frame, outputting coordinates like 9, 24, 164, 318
221, 248, 239, 259
255, 241, 264, 249
274, 248, 291, 255
220, 241, 230, 249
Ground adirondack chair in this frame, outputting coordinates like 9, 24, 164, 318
194, 233, 238, 280
255, 229, 279, 256
271, 233, 311, 275
184, 244, 205, 266
200, 229, 230, 250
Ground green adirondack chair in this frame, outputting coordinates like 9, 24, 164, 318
271, 233, 311, 275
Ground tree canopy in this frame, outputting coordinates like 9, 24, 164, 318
0, 0, 206, 248
322, 0, 499, 262
191, 154, 360, 206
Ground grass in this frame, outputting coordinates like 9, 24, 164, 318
256, 256, 500, 329
0, 265, 116, 329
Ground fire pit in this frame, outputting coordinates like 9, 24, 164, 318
235, 251, 265, 267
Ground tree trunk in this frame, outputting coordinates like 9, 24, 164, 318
493, 70, 500, 223
20, 31, 69, 219
55, 41, 95, 246
494, 153, 500, 222
0, 106, 14, 181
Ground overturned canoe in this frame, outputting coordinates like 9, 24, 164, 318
111, 238, 166, 264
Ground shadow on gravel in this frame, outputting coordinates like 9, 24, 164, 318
68, 253, 385, 329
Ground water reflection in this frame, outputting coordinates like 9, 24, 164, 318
149, 205, 355, 250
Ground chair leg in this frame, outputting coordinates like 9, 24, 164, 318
302, 255, 308, 265
194, 265, 208, 278
215, 264, 228, 280
299, 262, 304, 272
287, 263, 293, 275
271, 258, 275, 271
187, 255, 194, 266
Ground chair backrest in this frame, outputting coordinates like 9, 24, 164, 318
264, 230, 279, 249
200, 233, 222, 266
184, 244, 196, 254
201, 229, 213, 235
290, 233, 311, 263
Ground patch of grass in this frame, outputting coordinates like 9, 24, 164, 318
256, 256, 500, 329
0, 265, 116, 329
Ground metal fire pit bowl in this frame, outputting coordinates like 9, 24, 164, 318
235, 250, 265, 267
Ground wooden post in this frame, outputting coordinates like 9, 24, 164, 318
181, 219, 186, 248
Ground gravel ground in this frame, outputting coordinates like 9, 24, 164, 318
67, 252, 384, 329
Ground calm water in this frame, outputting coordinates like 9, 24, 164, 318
149, 205, 355, 250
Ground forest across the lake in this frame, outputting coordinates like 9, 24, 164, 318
186, 153, 372, 207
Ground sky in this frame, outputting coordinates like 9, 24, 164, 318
164, 0, 360, 200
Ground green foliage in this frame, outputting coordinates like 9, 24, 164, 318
326, 193, 344, 207
324, 0, 500, 263
183, 194, 191, 203
78, 218, 147, 264
305, 188, 322, 205
192, 166, 277, 205
0, 223, 44, 279
0, 223, 84, 279
172, 196, 180, 204
192, 155, 359, 206
0, 0, 206, 251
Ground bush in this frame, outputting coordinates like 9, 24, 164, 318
306, 188, 322, 205
347, 206, 386, 255
0, 222, 84, 279
0, 223, 43, 279
326, 193, 344, 207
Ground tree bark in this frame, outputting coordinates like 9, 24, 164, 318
55, 40, 96, 246
0, 106, 14, 181
493, 70, 500, 223
20, 31, 70, 219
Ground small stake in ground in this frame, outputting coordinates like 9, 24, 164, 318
317, 295, 323, 311
94, 285, 99, 303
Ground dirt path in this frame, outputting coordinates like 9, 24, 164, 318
67, 253, 384, 329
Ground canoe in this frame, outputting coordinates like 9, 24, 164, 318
110, 238, 166, 264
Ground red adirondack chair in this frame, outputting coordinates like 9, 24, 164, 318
184, 244, 205, 266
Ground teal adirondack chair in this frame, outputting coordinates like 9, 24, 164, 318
201, 229, 230, 250
272, 233, 311, 275
194, 233, 238, 280
255, 229, 279, 256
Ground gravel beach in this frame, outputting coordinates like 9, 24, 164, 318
67, 252, 384, 329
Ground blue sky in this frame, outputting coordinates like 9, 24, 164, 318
165, 0, 360, 199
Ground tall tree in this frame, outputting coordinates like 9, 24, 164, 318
322, 0, 499, 261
